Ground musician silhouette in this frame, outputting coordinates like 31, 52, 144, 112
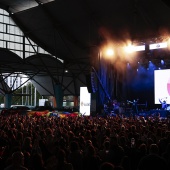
132, 99, 139, 115
127, 99, 139, 118
159, 98, 167, 110
112, 99, 119, 114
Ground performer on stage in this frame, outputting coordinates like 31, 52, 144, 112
159, 98, 167, 110
132, 99, 139, 116
127, 99, 139, 118
112, 99, 119, 115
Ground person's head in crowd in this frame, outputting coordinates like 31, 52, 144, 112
58, 137, 67, 148
114, 166, 124, 170
110, 135, 118, 145
69, 141, 79, 152
84, 130, 92, 140
86, 139, 92, 146
45, 127, 53, 136
16, 131, 24, 142
85, 144, 95, 156
23, 151, 30, 168
105, 128, 111, 137
165, 142, 170, 153
103, 140, 110, 150
121, 156, 131, 170
22, 137, 32, 148
12, 151, 25, 166
149, 144, 159, 154
99, 162, 115, 170
120, 125, 125, 132
146, 138, 154, 148
31, 153, 44, 169
139, 143, 147, 154
119, 136, 127, 147
46, 134, 54, 144
131, 125, 136, 132
56, 148, 66, 162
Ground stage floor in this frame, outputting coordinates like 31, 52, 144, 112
123, 109, 170, 118
105, 108, 170, 118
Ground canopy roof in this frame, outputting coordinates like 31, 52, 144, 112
0, 0, 170, 96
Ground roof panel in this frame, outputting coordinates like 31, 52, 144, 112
0, 0, 54, 13
1, 0, 170, 96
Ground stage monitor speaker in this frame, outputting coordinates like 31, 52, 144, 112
86, 72, 97, 93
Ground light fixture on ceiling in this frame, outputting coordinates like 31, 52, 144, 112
149, 42, 167, 50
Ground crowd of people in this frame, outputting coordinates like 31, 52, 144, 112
0, 114, 170, 170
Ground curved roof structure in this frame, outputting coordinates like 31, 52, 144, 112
0, 49, 90, 96
0, 0, 170, 96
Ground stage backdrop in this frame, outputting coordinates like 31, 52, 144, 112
125, 64, 155, 109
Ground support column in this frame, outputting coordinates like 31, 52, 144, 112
50, 96, 56, 108
4, 93, 12, 108
91, 93, 97, 116
74, 96, 78, 107
54, 84, 63, 109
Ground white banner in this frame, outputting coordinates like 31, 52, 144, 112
80, 87, 91, 116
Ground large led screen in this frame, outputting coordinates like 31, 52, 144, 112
154, 69, 170, 104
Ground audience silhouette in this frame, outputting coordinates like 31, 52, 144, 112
0, 114, 169, 170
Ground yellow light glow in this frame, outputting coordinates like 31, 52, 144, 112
167, 38, 170, 50
106, 48, 114, 56
125, 45, 134, 53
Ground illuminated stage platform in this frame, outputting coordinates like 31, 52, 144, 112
120, 108, 170, 118
138, 110, 170, 118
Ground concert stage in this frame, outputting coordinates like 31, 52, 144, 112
96, 109, 170, 118
138, 109, 170, 118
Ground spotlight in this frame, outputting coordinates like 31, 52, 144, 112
125, 45, 145, 53
149, 42, 167, 50
161, 60, 164, 65
106, 49, 114, 56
